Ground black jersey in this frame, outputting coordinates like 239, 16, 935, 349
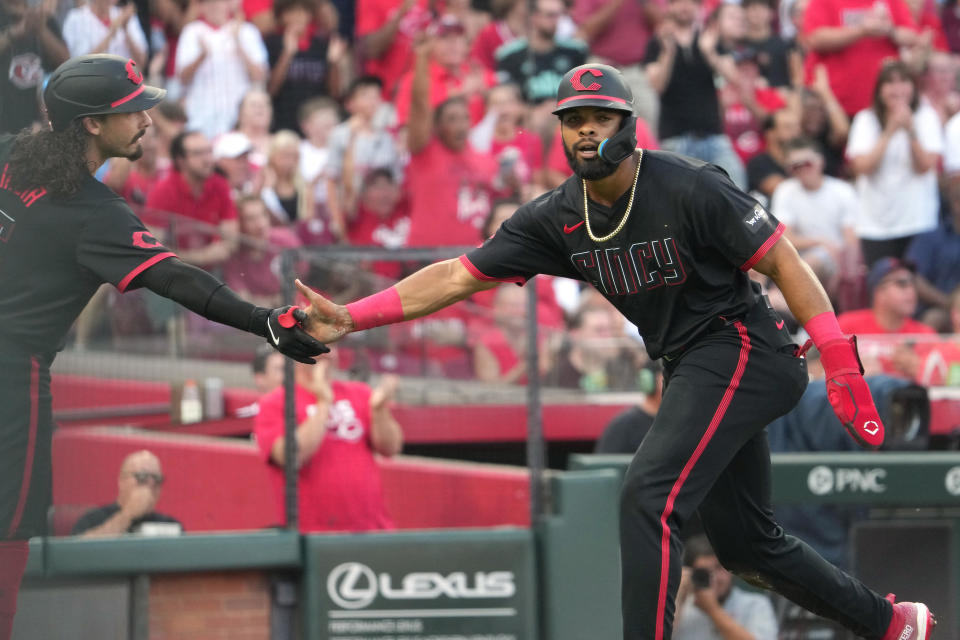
0, 134, 175, 356
462, 151, 784, 359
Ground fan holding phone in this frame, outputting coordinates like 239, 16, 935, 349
674, 535, 779, 639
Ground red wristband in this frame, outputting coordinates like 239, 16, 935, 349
803, 311, 844, 347
804, 311, 861, 376
346, 287, 405, 331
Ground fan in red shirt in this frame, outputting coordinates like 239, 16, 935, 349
355, 0, 438, 100
837, 257, 937, 377
254, 346, 404, 532
103, 125, 169, 207
720, 48, 789, 164
469, 83, 546, 198
404, 33, 501, 247
470, 0, 527, 71
222, 196, 302, 307
393, 14, 497, 127
802, 0, 919, 116
144, 130, 238, 267
346, 168, 411, 280
905, 0, 950, 51
472, 283, 555, 384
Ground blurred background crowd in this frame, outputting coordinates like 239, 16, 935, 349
3, 0, 960, 390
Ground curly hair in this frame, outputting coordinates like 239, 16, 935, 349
6, 120, 95, 200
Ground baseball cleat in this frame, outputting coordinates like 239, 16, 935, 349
881, 594, 936, 640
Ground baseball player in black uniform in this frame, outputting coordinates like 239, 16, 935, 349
296, 64, 935, 640
0, 54, 326, 639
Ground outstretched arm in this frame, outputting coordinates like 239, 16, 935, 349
297, 257, 499, 343
136, 256, 327, 363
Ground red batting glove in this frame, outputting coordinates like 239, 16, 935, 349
818, 336, 885, 449
803, 312, 885, 449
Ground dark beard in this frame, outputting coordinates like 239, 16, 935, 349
563, 143, 620, 181
534, 25, 556, 41
126, 145, 144, 161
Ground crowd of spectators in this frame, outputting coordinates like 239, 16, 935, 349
3, 0, 960, 388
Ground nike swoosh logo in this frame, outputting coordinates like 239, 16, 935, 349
775, 320, 785, 330
564, 221, 585, 234
268, 320, 280, 346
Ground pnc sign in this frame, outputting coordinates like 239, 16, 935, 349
807, 465, 888, 496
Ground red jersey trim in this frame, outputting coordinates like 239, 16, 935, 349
739, 222, 784, 272
458, 254, 527, 285
117, 251, 176, 292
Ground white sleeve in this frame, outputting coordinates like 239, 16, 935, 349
174, 23, 200, 75
324, 126, 347, 178
914, 104, 944, 155
845, 110, 880, 158
743, 595, 779, 640
126, 14, 149, 56
769, 181, 795, 226
836, 180, 859, 229
240, 23, 268, 67
944, 113, 960, 174
62, 10, 90, 56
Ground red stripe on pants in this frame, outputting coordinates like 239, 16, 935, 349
654, 322, 752, 640
7, 358, 38, 538
0, 540, 29, 640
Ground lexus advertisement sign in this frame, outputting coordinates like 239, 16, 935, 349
304, 530, 537, 640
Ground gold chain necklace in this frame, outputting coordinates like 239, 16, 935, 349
582, 149, 643, 243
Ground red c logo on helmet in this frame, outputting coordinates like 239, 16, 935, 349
125, 59, 143, 85
570, 68, 603, 92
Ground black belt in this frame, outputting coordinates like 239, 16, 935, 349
661, 312, 747, 363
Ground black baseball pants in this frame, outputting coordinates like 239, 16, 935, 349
0, 351, 52, 639
619, 302, 894, 640
0, 351, 52, 541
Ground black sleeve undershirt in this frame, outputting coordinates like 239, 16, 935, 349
132, 257, 269, 338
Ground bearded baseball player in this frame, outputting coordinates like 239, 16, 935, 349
0, 54, 327, 639
296, 63, 935, 640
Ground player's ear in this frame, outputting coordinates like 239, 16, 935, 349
81, 116, 103, 136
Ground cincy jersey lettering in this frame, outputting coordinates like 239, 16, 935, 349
0, 163, 47, 208
571, 238, 687, 295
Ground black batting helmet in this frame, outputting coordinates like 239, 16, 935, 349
552, 63, 634, 116
44, 54, 166, 132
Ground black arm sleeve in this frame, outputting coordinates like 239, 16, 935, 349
133, 257, 269, 338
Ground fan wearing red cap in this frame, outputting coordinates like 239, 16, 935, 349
0, 54, 327, 640
836, 258, 938, 378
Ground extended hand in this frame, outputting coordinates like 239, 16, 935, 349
295, 279, 355, 344
266, 305, 330, 364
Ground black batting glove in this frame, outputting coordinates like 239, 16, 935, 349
265, 306, 329, 364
